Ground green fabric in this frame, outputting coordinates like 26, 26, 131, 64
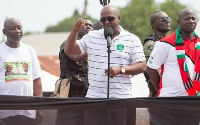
197, 45, 200, 49
177, 54, 185, 59
196, 92, 200, 96
175, 27, 199, 95
176, 28, 198, 45
175, 28, 183, 44
175, 28, 197, 73
143, 40, 155, 61
60, 41, 65, 52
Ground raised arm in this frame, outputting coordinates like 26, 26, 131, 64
64, 18, 85, 56
68, 53, 88, 62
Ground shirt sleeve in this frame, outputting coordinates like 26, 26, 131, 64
147, 41, 169, 70
131, 36, 146, 63
29, 46, 42, 80
77, 34, 88, 54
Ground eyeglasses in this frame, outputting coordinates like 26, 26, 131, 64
159, 17, 171, 22
100, 16, 117, 23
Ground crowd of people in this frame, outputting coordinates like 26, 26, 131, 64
0, 4, 199, 125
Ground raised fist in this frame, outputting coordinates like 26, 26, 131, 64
74, 18, 85, 31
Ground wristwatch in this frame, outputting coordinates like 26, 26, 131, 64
120, 66, 125, 74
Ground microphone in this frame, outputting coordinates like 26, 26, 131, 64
99, 0, 110, 6
104, 27, 113, 98
104, 27, 113, 46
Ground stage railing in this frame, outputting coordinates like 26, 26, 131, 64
0, 94, 200, 125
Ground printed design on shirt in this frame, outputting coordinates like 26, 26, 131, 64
148, 56, 153, 64
117, 44, 124, 51
144, 40, 155, 51
4, 61, 31, 82
183, 60, 189, 72
144, 40, 155, 61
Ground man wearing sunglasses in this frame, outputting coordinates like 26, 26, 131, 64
146, 8, 200, 125
143, 10, 171, 125
65, 5, 146, 125
143, 11, 171, 98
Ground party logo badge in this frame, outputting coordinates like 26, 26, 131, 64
117, 44, 124, 51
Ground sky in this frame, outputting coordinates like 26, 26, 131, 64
0, 0, 200, 35
0, 0, 129, 33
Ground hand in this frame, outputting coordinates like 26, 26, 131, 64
105, 66, 121, 78
74, 18, 85, 31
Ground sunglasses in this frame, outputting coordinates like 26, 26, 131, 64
159, 17, 171, 22
100, 16, 117, 23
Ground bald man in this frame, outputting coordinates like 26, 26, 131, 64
65, 5, 146, 99
93, 20, 102, 30
143, 11, 171, 125
64, 5, 146, 125
0, 18, 42, 125
146, 8, 200, 125
143, 11, 171, 97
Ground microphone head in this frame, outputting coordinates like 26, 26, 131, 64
104, 27, 113, 39
99, 0, 110, 6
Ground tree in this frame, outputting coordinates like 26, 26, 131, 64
120, 0, 186, 43
159, 0, 186, 34
120, 0, 157, 42
45, 0, 188, 39
45, 9, 81, 32
45, 9, 95, 32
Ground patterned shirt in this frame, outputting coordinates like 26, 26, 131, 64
77, 26, 145, 98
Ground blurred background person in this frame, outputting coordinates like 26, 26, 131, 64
55, 18, 93, 125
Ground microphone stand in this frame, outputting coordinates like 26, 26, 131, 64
107, 36, 112, 98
